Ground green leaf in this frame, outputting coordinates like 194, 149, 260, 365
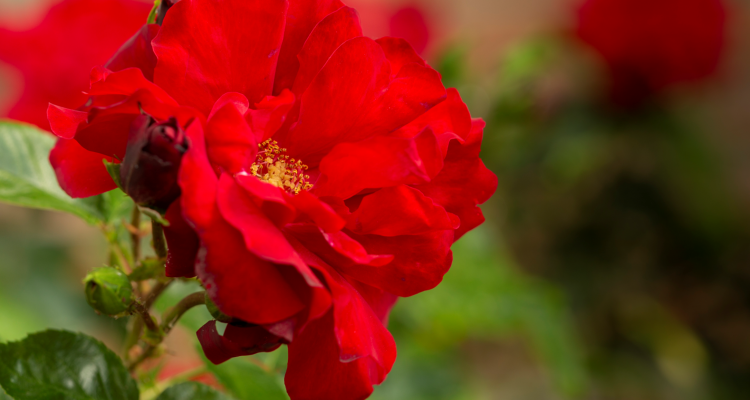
205, 356, 289, 400
0, 386, 15, 400
0, 120, 119, 223
104, 160, 123, 189
155, 382, 233, 400
0, 330, 139, 400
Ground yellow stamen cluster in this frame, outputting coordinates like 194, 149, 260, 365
250, 139, 312, 195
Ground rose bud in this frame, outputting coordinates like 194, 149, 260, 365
156, 0, 177, 25
83, 267, 134, 316
119, 115, 187, 211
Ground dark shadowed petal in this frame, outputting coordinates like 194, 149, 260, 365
153, 0, 288, 115
48, 138, 117, 198
197, 320, 287, 365
163, 200, 199, 278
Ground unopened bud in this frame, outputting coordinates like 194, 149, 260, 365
120, 115, 187, 211
83, 267, 134, 316
156, 0, 177, 25
205, 293, 234, 324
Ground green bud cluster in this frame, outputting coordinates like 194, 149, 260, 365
83, 267, 135, 316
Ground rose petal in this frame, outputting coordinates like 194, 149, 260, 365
49, 138, 117, 198
153, 0, 288, 114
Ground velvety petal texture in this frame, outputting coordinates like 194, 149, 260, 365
45, 0, 496, 399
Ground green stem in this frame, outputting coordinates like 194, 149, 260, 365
127, 291, 206, 372
132, 302, 160, 333
130, 206, 141, 262
151, 219, 167, 259
161, 291, 206, 335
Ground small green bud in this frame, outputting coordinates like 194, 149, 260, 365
83, 267, 134, 316
205, 293, 234, 323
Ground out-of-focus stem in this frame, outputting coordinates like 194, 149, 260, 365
127, 291, 206, 372
133, 302, 160, 333
144, 280, 171, 310
151, 219, 167, 259
130, 206, 142, 262
161, 291, 206, 335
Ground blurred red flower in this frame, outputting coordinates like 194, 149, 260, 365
575, 0, 727, 106
0, 0, 152, 130
47, 0, 496, 398
347, 0, 433, 55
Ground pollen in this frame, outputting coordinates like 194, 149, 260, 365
250, 139, 313, 195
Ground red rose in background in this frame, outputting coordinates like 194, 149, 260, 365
0, 0, 152, 130
346, 0, 433, 55
576, 0, 726, 106
46, 0, 496, 398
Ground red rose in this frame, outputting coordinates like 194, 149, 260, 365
0, 0, 152, 130
575, 0, 726, 106
47, 1, 497, 398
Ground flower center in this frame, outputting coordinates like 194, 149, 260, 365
250, 139, 312, 195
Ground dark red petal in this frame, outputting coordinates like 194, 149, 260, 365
286, 312, 378, 400
246, 89, 296, 142
235, 174, 296, 227
283, 36, 446, 164
284, 223, 393, 267
197, 320, 286, 365
205, 93, 257, 175
87, 67, 176, 106
350, 280, 399, 326
340, 230, 454, 297
285, 190, 346, 233
314, 127, 442, 199
285, 251, 396, 400
322, 230, 393, 267
163, 200, 199, 278
153, 0, 288, 115
179, 122, 304, 324
393, 88, 472, 145
105, 24, 160, 81
217, 175, 309, 277
47, 104, 87, 139
73, 113, 137, 160
291, 6, 363, 96
49, 138, 117, 198
415, 121, 498, 240
347, 185, 458, 237
273, 0, 344, 94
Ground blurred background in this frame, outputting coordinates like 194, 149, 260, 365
1, 0, 750, 398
